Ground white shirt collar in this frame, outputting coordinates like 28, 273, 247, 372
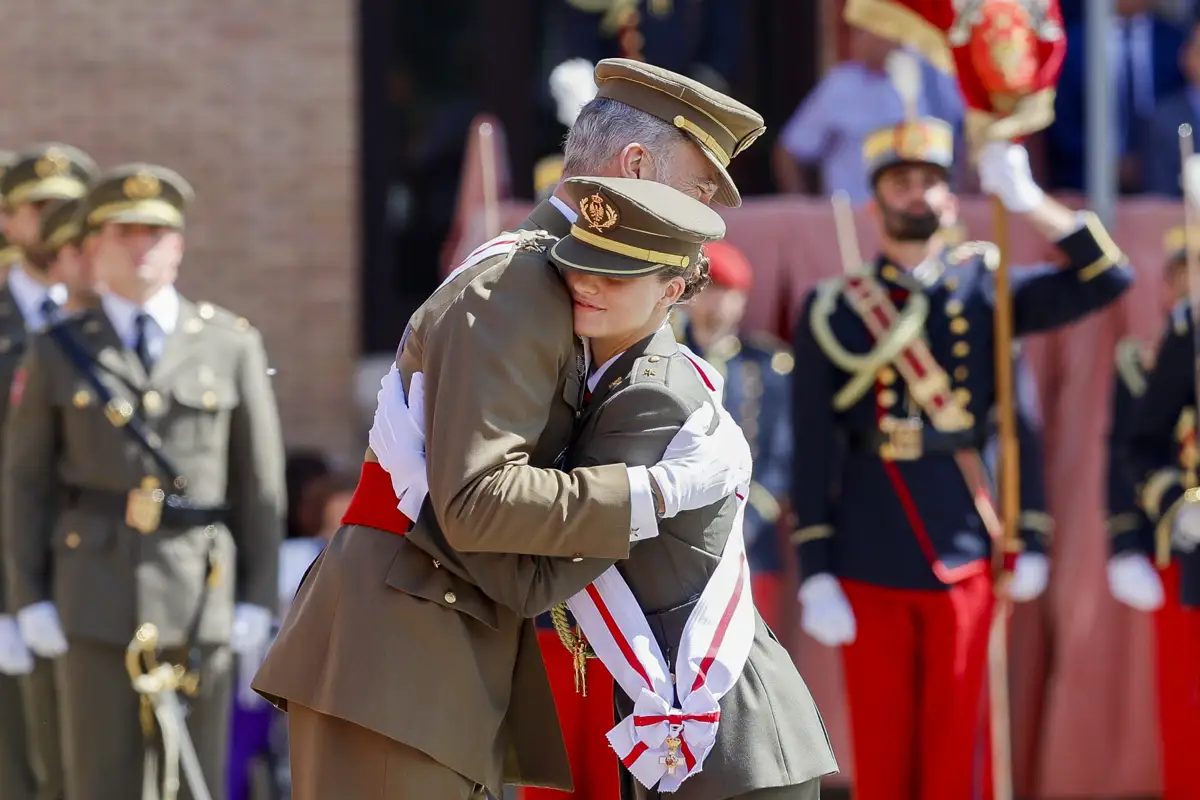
7, 267, 67, 329
549, 195, 578, 224
100, 286, 180, 348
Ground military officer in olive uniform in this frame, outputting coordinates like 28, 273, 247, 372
0, 146, 37, 800
673, 238, 795, 631
1, 163, 286, 800
40, 197, 101, 314
790, 117, 1132, 799
0, 143, 98, 800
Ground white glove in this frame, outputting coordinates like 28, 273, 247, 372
549, 58, 598, 127
368, 366, 429, 520
1107, 552, 1165, 612
648, 403, 753, 519
978, 141, 1045, 213
230, 603, 274, 654
1008, 552, 1050, 602
797, 574, 857, 647
0, 615, 33, 676
16, 602, 67, 658
1173, 502, 1200, 550
231, 603, 273, 708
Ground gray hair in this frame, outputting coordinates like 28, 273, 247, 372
562, 98, 688, 177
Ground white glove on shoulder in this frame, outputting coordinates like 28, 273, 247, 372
798, 574, 856, 648
16, 602, 67, 658
0, 614, 33, 676
368, 366, 429, 520
1008, 552, 1050, 602
978, 141, 1045, 213
648, 403, 753, 519
1107, 552, 1165, 611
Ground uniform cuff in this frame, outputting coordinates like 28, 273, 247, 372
791, 524, 833, 579
1056, 211, 1124, 283
627, 466, 659, 543
1019, 510, 1054, 555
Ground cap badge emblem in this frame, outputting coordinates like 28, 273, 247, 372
35, 150, 70, 178
579, 191, 620, 234
124, 172, 161, 200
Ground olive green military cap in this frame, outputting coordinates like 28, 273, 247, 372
593, 58, 765, 208
82, 163, 194, 230
549, 176, 725, 277
0, 143, 98, 208
39, 198, 85, 254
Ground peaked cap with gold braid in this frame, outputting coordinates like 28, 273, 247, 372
593, 58, 765, 207
0, 142, 98, 208
81, 163, 194, 231
550, 176, 725, 277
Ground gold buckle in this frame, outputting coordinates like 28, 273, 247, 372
126, 477, 165, 535
879, 417, 924, 461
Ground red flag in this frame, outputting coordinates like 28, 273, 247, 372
844, 0, 1066, 141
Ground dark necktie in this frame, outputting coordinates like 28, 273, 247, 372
134, 312, 154, 373
38, 296, 59, 325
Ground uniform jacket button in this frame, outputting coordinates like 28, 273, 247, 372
443, 590, 457, 604
65, 532, 81, 549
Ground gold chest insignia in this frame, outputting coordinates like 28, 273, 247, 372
578, 191, 620, 233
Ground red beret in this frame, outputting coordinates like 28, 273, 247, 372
703, 240, 752, 291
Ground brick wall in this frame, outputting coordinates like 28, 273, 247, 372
0, 2, 360, 459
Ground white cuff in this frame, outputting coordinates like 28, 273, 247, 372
1068, 210, 1089, 234
627, 466, 659, 543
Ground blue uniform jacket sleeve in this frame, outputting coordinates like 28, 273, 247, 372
1015, 385, 1051, 556
1106, 361, 1152, 557
1129, 309, 1196, 538
1002, 214, 1133, 336
790, 291, 844, 580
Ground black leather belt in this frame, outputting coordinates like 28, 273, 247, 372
65, 486, 230, 529
847, 426, 988, 455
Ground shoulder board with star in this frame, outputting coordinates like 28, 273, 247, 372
190, 301, 258, 335
742, 331, 795, 375
946, 240, 1001, 270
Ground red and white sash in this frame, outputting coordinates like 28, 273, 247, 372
565, 352, 754, 793
565, 495, 753, 792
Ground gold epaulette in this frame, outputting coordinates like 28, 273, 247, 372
743, 331, 794, 375
193, 302, 254, 334
808, 276, 929, 410
946, 240, 1000, 270
1114, 338, 1148, 397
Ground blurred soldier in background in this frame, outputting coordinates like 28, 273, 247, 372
790, 115, 1131, 798
2, 163, 285, 800
39, 197, 102, 314
1110, 225, 1199, 800
673, 239, 795, 630
0, 142, 98, 800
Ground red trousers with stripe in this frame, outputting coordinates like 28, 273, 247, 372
840, 574, 994, 800
1152, 563, 1200, 799
518, 629, 620, 800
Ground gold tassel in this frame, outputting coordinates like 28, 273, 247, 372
550, 603, 596, 695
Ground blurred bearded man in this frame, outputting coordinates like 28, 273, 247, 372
789, 116, 1132, 799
